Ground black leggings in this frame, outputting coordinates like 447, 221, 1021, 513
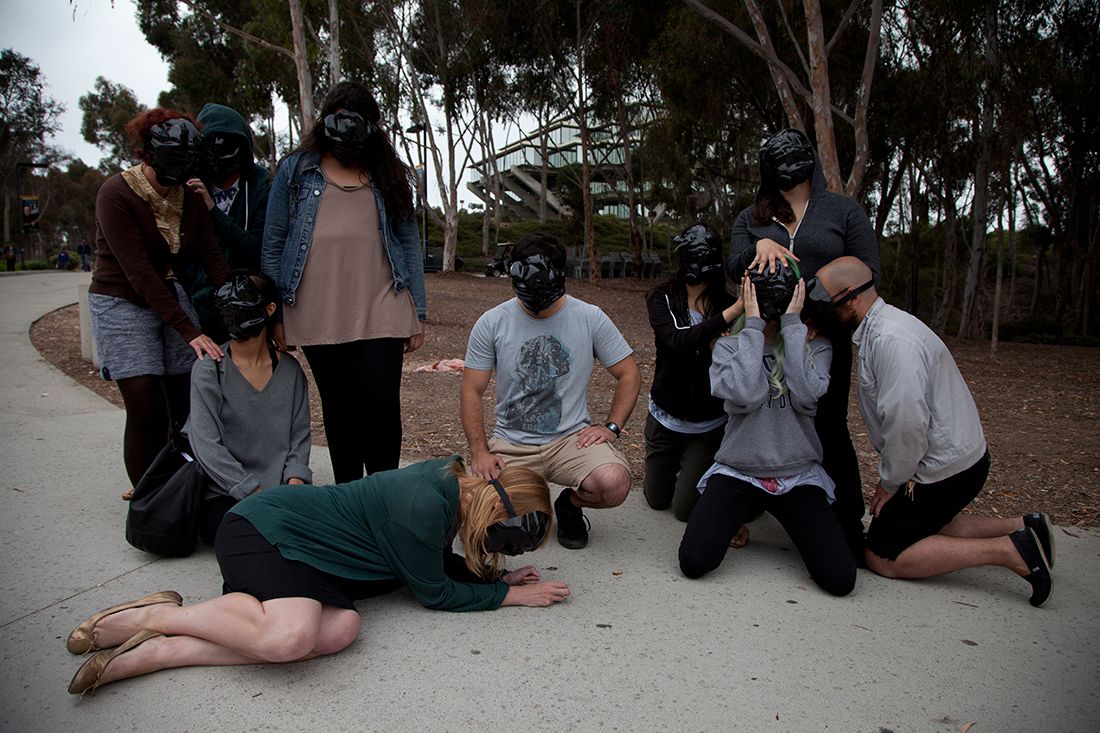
816, 332, 865, 550
303, 338, 405, 484
116, 373, 191, 487
679, 472, 856, 597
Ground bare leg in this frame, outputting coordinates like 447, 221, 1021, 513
94, 594, 360, 663
94, 604, 361, 687
939, 513, 1024, 538
575, 463, 631, 509
866, 534, 1029, 579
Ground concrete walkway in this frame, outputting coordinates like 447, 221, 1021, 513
0, 271, 1097, 732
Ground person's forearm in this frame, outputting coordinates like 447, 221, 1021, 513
460, 387, 492, 458
607, 369, 641, 427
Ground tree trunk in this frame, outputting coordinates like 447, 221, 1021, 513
931, 189, 958, 335
802, 0, 842, 193
539, 121, 549, 224
327, 0, 341, 86
905, 170, 920, 315
742, 0, 805, 130
957, 0, 997, 338
288, 0, 315, 128
991, 204, 1005, 357
577, 0, 597, 283
617, 96, 642, 277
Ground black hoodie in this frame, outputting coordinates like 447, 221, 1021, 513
727, 129, 880, 285
188, 103, 271, 335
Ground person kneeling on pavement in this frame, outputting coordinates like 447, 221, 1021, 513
812, 256, 1055, 607
461, 232, 641, 550
183, 270, 312, 541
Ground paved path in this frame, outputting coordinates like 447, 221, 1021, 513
0, 271, 1096, 732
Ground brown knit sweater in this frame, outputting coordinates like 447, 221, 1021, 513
91, 173, 231, 342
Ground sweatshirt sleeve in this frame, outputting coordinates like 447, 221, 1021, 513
727, 207, 758, 278
778, 313, 832, 415
187, 360, 262, 500
261, 159, 293, 323
380, 517, 510, 612
646, 290, 732, 353
868, 336, 931, 493
709, 318, 770, 413
95, 180, 202, 342
281, 358, 313, 484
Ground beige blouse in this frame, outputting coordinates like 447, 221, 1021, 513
283, 172, 421, 346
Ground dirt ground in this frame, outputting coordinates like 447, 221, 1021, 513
31, 273, 1100, 529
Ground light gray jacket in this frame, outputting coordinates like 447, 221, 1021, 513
853, 298, 986, 493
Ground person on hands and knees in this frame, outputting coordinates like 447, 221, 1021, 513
812, 256, 1055, 606
65, 457, 569, 697
461, 232, 641, 550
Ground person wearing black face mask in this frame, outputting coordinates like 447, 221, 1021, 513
262, 82, 426, 485
727, 128, 881, 562
88, 109, 231, 501
644, 222, 748, 531
185, 104, 271, 344
182, 270, 312, 542
461, 232, 641, 551
63, 457, 567, 696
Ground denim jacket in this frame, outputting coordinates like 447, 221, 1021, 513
261, 151, 426, 321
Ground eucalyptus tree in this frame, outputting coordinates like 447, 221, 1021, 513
78, 77, 146, 174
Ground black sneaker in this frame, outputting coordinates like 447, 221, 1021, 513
1010, 527, 1053, 608
1023, 513, 1056, 569
555, 488, 590, 550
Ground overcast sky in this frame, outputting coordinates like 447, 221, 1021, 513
0, 0, 528, 210
0, 0, 171, 168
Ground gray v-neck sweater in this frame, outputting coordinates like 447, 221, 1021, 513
183, 347, 312, 499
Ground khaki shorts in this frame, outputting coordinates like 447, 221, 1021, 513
488, 432, 628, 488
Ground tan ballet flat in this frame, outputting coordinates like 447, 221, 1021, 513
68, 629, 163, 697
66, 591, 181, 654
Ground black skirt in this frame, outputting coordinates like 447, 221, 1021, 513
215, 512, 403, 610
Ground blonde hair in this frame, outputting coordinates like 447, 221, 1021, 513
455, 465, 552, 579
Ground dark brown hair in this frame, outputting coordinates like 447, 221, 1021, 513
752, 191, 796, 226
294, 82, 415, 218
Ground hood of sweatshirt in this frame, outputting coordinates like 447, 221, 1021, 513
197, 103, 255, 171
754, 128, 828, 204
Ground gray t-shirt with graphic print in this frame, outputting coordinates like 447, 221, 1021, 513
465, 296, 633, 446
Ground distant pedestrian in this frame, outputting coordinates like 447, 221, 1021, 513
78, 237, 92, 271
56, 248, 71, 270
3, 243, 16, 272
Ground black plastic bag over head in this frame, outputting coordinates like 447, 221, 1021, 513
759, 128, 815, 192
748, 258, 800, 322
674, 222, 724, 285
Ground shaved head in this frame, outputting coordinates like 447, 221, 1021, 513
818, 256, 873, 295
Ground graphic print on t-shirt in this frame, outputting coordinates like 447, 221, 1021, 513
503, 335, 572, 435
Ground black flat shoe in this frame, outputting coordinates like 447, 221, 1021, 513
1023, 513, 1056, 569
1010, 527, 1052, 608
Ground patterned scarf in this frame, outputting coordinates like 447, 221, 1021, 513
121, 164, 184, 254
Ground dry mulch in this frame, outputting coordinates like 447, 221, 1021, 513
31, 273, 1099, 528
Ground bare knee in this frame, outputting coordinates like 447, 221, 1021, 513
580, 464, 631, 508
256, 619, 321, 663
313, 611, 361, 656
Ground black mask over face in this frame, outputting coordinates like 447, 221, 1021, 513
510, 254, 565, 315
203, 133, 249, 183
803, 276, 874, 330
748, 259, 800, 322
759, 129, 815, 192
674, 224, 724, 285
215, 274, 270, 340
482, 480, 550, 556
145, 119, 203, 187
323, 110, 374, 166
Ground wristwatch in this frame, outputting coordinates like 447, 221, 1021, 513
604, 422, 621, 437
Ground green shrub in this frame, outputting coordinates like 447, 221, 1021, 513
18, 260, 49, 270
